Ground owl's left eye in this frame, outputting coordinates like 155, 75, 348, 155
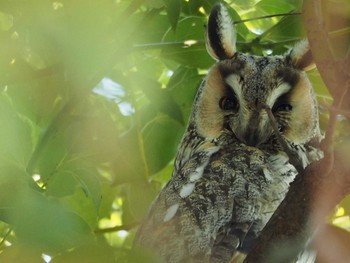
272, 93, 292, 112
219, 96, 238, 111
273, 103, 293, 112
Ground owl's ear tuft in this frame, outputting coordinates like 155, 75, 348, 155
206, 3, 237, 61
289, 40, 315, 71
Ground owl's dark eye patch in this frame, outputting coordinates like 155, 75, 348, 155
219, 84, 239, 111
219, 96, 237, 110
272, 93, 292, 112
277, 68, 299, 87
273, 103, 292, 112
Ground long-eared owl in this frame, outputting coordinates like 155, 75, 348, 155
135, 3, 322, 263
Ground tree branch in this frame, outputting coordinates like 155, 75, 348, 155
95, 222, 138, 234
244, 0, 350, 262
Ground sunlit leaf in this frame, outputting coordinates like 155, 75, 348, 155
162, 16, 213, 68
260, 15, 304, 41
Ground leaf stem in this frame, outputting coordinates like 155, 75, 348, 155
233, 12, 302, 24
0, 228, 12, 249
129, 87, 150, 180
134, 39, 299, 50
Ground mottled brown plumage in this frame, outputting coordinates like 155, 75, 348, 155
135, 3, 322, 263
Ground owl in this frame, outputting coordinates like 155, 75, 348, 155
134, 3, 322, 263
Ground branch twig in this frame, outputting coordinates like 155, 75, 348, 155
95, 222, 139, 234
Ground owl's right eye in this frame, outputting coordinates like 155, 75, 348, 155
219, 96, 238, 111
272, 92, 292, 113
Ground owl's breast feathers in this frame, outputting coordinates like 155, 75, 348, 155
134, 130, 318, 263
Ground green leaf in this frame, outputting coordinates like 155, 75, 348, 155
126, 181, 158, 221
308, 70, 330, 99
260, 15, 304, 41
0, 244, 43, 263
232, 0, 261, 9
0, 165, 38, 223
162, 16, 214, 68
255, 0, 296, 14
0, 11, 13, 31
182, 0, 218, 16
11, 189, 94, 254
36, 131, 68, 181
45, 171, 78, 197
226, 4, 250, 41
143, 115, 184, 174
112, 128, 145, 184
145, 0, 164, 9
98, 182, 118, 219
6, 69, 63, 124
45, 168, 102, 229
51, 242, 116, 263
64, 114, 121, 164
151, 162, 173, 185
0, 93, 33, 166
241, 0, 296, 37
130, 72, 184, 123
163, 0, 182, 31
60, 187, 100, 229
167, 66, 202, 121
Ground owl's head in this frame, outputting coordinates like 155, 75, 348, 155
191, 3, 320, 148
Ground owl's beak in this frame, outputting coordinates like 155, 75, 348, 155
245, 132, 258, 146
244, 110, 262, 146
245, 123, 259, 146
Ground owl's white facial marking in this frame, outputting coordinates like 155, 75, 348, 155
266, 83, 291, 108
224, 74, 244, 108
224, 73, 275, 146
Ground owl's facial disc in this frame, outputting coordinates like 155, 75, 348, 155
223, 66, 307, 147
222, 66, 316, 147
194, 53, 318, 147
222, 74, 274, 147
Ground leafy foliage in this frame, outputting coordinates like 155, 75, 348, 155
0, 0, 348, 262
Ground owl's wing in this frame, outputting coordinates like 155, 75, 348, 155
135, 133, 299, 263
135, 176, 240, 263
135, 143, 266, 263
134, 144, 246, 262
